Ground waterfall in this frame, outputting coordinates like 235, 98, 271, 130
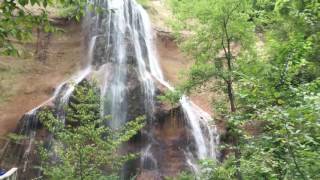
86, 0, 159, 128
1, 0, 218, 178
131, 0, 219, 170
116, 0, 217, 171
86, 0, 219, 173
136, 0, 218, 163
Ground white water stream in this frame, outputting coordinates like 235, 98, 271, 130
121, 0, 219, 171
138, 0, 219, 163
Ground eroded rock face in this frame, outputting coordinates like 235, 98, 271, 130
151, 109, 191, 176
0, 110, 50, 180
136, 107, 193, 179
126, 65, 146, 121
117, 56, 195, 178
0, 1, 201, 179
0, 76, 195, 180
93, 36, 109, 66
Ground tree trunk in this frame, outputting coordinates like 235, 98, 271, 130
222, 20, 242, 179
235, 147, 243, 180
226, 37, 242, 180
226, 73, 242, 180
227, 80, 236, 112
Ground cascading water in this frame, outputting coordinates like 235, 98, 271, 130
86, 0, 158, 128
139, 6, 219, 169
134, 3, 219, 164
1, 0, 218, 178
86, 0, 219, 174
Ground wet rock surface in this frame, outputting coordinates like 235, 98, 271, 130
0, 110, 49, 180
0, 1, 218, 179
126, 65, 146, 121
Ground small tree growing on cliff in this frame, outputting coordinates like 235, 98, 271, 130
38, 82, 145, 180
158, 89, 182, 128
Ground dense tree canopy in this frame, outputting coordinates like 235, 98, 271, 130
169, 0, 320, 179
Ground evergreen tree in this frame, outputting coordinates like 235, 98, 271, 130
38, 82, 145, 180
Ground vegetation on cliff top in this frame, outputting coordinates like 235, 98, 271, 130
0, 0, 89, 55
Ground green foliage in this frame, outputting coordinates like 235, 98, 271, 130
170, 0, 320, 179
158, 89, 182, 121
137, 0, 149, 8
38, 82, 145, 180
169, 159, 235, 180
180, 63, 216, 93
169, 0, 255, 113
6, 133, 27, 143
0, 0, 89, 55
221, 79, 320, 180
57, 5, 82, 19
169, 0, 255, 64
158, 89, 182, 107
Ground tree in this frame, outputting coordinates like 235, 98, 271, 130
38, 81, 145, 179
158, 89, 181, 121
0, 0, 89, 55
170, 0, 320, 180
231, 1, 320, 178
169, 0, 254, 179
169, 0, 254, 113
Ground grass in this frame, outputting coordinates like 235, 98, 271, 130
137, 0, 150, 8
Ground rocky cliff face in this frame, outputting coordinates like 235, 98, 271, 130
0, 111, 49, 180
0, 19, 85, 137
0, 79, 196, 179
0, 1, 218, 179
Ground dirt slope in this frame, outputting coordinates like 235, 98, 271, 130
147, 0, 214, 115
0, 20, 85, 136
